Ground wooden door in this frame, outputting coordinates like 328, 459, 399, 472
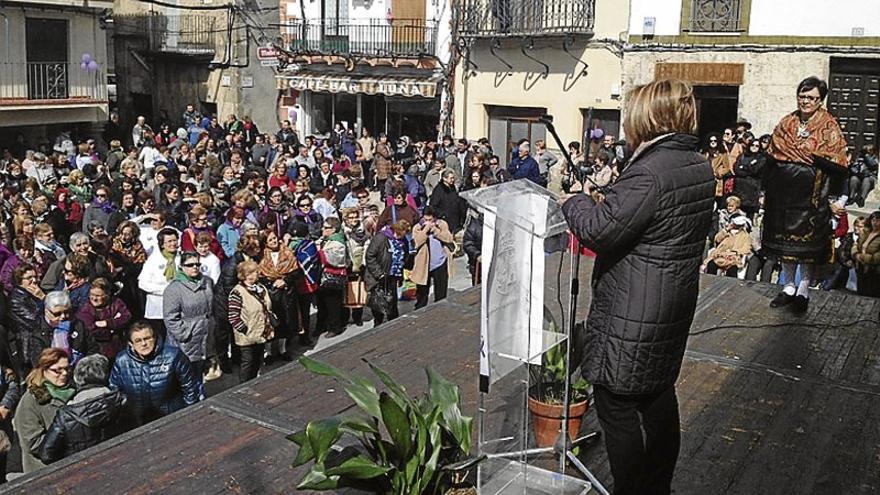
828, 72, 880, 152
391, 0, 426, 48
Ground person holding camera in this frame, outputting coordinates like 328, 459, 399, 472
412, 207, 454, 309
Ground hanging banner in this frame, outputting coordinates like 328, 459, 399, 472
275, 74, 438, 98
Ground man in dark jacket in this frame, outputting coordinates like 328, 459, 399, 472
561, 80, 714, 495
508, 141, 542, 185
462, 213, 483, 286
429, 171, 466, 233
39, 354, 126, 464
109, 321, 198, 430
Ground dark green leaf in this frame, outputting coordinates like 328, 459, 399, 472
299, 356, 353, 382
289, 430, 315, 467
341, 416, 380, 435
344, 383, 382, 419
297, 467, 340, 490
306, 416, 342, 465
324, 455, 393, 479
367, 360, 415, 408
426, 368, 472, 454
380, 392, 413, 463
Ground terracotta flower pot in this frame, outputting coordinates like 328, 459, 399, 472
527, 396, 589, 448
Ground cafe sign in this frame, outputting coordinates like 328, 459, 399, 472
276, 74, 438, 98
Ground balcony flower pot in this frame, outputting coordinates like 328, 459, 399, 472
527, 395, 589, 448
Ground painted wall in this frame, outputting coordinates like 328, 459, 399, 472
749, 0, 880, 36
623, 51, 880, 136
628, 0, 681, 36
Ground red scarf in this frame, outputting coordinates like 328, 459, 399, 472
768, 108, 848, 168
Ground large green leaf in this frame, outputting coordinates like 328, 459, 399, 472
341, 415, 380, 435
288, 430, 315, 467
297, 467, 340, 490
344, 383, 382, 419
367, 360, 416, 409
300, 356, 382, 418
324, 455, 393, 479
426, 367, 472, 454
379, 392, 413, 464
306, 416, 342, 465
299, 356, 353, 382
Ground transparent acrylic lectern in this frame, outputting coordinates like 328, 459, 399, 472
460, 179, 597, 495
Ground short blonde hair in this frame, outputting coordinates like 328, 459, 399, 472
623, 79, 697, 148
726, 196, 741, 208
236, 260, 260, 282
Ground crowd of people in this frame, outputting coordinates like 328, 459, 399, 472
698, 95, 880, 302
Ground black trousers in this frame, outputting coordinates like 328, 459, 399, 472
239, 343, 265, 383
706, 260, 738, 277
594, 385, 681, 495
316, 288, 345, 334
415, 261, 449, 309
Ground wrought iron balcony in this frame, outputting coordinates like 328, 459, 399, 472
281, 18, 436, 58
0, 62, 107, 105
458, 0, 595, 37
688, 0, 743, 32
115, 13, 219, 55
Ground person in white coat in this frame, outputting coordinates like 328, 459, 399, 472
138, 227, 180, 339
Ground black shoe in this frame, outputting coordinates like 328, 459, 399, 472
279, 351, 294, 362
354, 319, 364, 327
298, 334, 315, 347
264, 355, 277, 366
219, 359, 233, 374
791, 295, 809, 314
770, 292, 795, 308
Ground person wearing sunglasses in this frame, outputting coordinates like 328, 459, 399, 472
14, 347, 73, 473
163, 251, 216, 394
764, 76, 849, 314
28, 291, 98, 374
80, 185, 114, 236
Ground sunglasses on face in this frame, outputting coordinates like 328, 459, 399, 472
181, 262, 200, 268
48, 308, 70, 318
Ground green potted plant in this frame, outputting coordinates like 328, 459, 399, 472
527, 322, 591, 448
288, 356, 483, 494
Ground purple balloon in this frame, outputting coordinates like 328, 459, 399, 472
81, 53, 91, 63
87, 60, 99, 71
591, 128, 604, 140
80, 62, 88, 70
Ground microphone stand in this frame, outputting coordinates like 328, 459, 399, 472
540, 114, 609, 495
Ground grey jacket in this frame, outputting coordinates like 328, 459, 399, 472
13, 387, 67, 473
162, 276, 216, 362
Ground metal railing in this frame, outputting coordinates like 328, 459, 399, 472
281, 18, 436, 57
458, 0, 595, 37
689, 0, 742, 32
115, 13, 218, 54
0, 62, 106, 103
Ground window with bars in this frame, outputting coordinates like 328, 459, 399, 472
689, 0, 743, 32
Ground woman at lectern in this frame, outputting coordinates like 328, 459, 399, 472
561, 79, 715, 495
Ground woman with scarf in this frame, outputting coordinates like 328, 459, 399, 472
75, 278, 131, 363
268, 161, 296, 192
80, 185, 114, 235
8, 263, 45, 377
180, 205, 224, 262
364, 219, 411, 326
228, 260, 273, 382
164, 251, 216, 392
138, 228, 181, 339
110, 221, 146, 317
341, 207, 369, 327
289, 222, 320, 346
66, 170, 91, 208
14, 348, 73, 473
765, 77, 850, 313
316, 218, 348, 338
53, 188, 83, 244
217, 206, 246, 258
258, 187, 293, 240
258, 229, 299, 362
1, 236, 40, 295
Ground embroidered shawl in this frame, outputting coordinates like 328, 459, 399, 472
768, 108, 848, 168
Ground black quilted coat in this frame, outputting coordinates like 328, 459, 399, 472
562, 134, 715, 394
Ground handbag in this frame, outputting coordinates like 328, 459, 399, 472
368, 284, 396, 318
320, 266, 347, 291
344, 279, 368, 308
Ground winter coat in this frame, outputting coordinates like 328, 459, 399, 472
429, 183, 466, 233
561, 134, 715, 395
13, 384, 68, 473
508, 155, 542, 185
109, 342, 198, 428
138, 250, 180, 319
29, 318, 99, 370
75, 298, 132, 361
462, 214, 483, 268
81, 202, 113, 234
216, 221, 242, 259
374, 142, 393, 180
732, 152, 766, 212
290, 209, 324, 241
411, 219, 455, 286
363, 231, 409, 291
377, 203, 419, 230
853, 231, 880, 275
163, 276, 215, 363
8, 286, 42, 376
38, 386, 126, 464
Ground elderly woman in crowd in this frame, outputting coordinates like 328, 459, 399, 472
14, 347, 73, 473
110, 321, 198, 429
110, 220, 147, 316
316, 218, 348, 338
258, 229, 298, 362
39, 354, 126, 465
853, 211, 880, 297
164, 251, 216, 389
365, 219, 411, 326
138, 227, 181, 338
29, 291, 98, 370
228, 260, 274, 382
76, 278, 132, 362
81, 185, 114, 235
8, 263, 45, 377
56, 252, 92, 313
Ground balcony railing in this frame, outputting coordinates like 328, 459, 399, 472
0, 62, 106, 104
115, 13, 219, 55
458, 0, 595, 37
281, 18, 436, 58
689, 0, 742, 32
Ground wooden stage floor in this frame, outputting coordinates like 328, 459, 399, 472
5, 257, 880, 494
